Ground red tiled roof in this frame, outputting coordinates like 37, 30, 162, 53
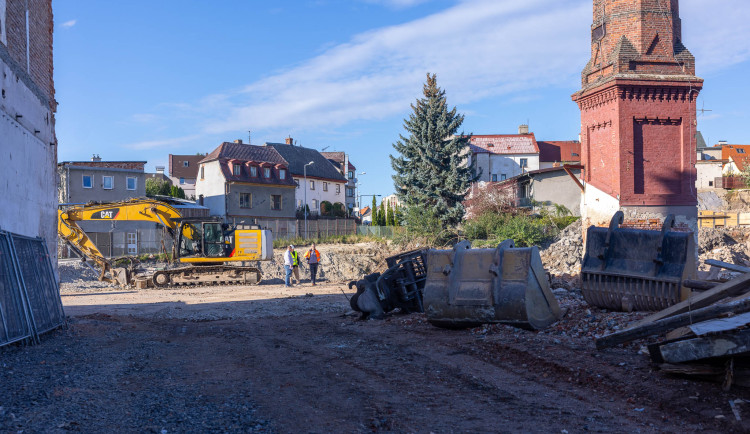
722, 145, 750, 172
201, 142, 289, 165
537, 141, 581, 163
201, 142, 295, 187
468, 134, 539, 155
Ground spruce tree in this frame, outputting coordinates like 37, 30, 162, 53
390, 73, 476, 230
371, 196, 378, 225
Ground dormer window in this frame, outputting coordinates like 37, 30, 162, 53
738, 149, 746, 154
183, 161, 189, 167
487, 143, 494, 147
250, 166, 258, 177
264, 167, 271, 178
233, 164, 241, 176
279, 169, 286, 180
572, 153, 580, 157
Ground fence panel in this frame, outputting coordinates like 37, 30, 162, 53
0, 232, 33, 347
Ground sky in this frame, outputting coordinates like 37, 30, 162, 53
53, 0, 750, 198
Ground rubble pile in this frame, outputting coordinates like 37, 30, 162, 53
698, 227, 750, 271
540, 220, 583, 277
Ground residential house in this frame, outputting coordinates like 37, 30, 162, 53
195, 140, 296, 225
57, 157, 150, 257
467, 126, 540, 182
697, 145, 722, 161
721, 145, 750, 177
537, 141, 581, 169
358, 206, 372, 224
265, 138, 349, 216
1, 1, 58, 262
321, 151, 358, 214
695, 160, 723, 189
497, 167, 584, 216
169, 154, 204, 199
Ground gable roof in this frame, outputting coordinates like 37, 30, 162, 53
320, 151, 357, 172
537, 141, 581, 163
169, 155, 205, 178
468, 134, 539, 155
200, 142, 289, 165
723, 145, 750, 172
265, 143, 348, 182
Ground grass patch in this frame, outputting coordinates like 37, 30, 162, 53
272, 234, 387, 249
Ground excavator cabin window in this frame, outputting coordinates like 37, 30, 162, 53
178, 222, 227, 258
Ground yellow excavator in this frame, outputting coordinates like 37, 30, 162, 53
58, 198, 273, 287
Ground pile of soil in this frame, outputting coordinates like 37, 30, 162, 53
698, 227, 750, 270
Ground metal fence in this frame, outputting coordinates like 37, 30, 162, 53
357, 225, 402, 238
0, 230, 65, 348
59, 228, 174, 259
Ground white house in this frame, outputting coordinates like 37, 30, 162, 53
265, 139, 349, 215
466, 128, 540, 182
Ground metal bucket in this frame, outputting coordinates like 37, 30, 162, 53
581, 211, 695, 312
423, 240, 561, 330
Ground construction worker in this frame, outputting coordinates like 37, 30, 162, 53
304, 243, 321, 286
290, 245, 301, 285
283, 245, 294, 287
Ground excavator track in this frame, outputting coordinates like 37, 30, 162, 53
152, 265, 262, 288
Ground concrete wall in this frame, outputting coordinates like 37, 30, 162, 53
293, 177, 347, 213
528, 170, 582, 216
195, 161, 227, 218
226, 183, 295, 220
59, 166, 145, 203
0, 43, 56, 268
696, 161, 722, 189
472, 153, 540, 182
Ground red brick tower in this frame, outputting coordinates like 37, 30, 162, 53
572, 0, 702, 232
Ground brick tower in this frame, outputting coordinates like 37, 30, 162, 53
572, 0, 702, 232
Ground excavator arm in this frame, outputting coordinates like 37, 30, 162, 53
58, 199, 182, 284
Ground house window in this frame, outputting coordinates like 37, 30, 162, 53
82, 175, 92, 189
572, 153, 579, 157
271, 194, 282, 210
183, 161, 189, 167
336, 184, 341, 194
180, 177, 185, 185
240, 193, 252, 209
348, 171, 354, 179
323, 182, 328, 192
295, 179, 299, 188
491, 174, 497, 182
310, 180, 315, 190
297, 199, 303, 208
519, 158, 528, 168
738, 149, 746, 154
233, 164, 241, 176
250, 166, 257, 177
279, 169, 286, 180
102, 176, 114, 190
709, 181, 714, 187
501, 174, 507, 180
346, 187, 354, 197
200, 166, 205, 179
312, 199, 318, 210
264, 167, 271, 178
126, 177, 137, 191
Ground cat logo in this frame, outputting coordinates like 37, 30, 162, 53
92, 208, 120, 219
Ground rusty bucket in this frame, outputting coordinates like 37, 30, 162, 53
423, 240, 561, 330
581, 211, 696, 312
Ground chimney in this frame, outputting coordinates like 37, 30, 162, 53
518, 124, 529, 135
91, 154, 101, 162
343, 153, 349, 177
718, 140, 728, 146
199, 194, 204, 206
234, 139, 243, 144
155, 166, 165, 174
285, 136, 293, 145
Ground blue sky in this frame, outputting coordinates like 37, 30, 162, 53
53, 0, 750, 197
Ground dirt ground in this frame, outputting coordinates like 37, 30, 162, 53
3, 271, 750, 433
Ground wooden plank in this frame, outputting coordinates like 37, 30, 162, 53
596, 295, 750, 350
657, 328, 750, 364
630, 273, 750, 328
703, 259, 750, 274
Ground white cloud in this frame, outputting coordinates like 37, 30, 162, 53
123, 135, 202, 151
60, 20, 77, 29
361, 0, 432, 8
141, 0, 750, 140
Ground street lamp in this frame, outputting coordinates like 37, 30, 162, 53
303, 161, 314, 239
356, 172, 366, 209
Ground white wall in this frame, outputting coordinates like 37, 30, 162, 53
195, 161, 227, 217
0, 57, 57, 265
696, 161, 722, 189
293, 177, 347, 212
169, 176, 196, 199
472, 153, 540, 181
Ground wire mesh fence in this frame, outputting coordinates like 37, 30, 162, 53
0, 230, 65, 348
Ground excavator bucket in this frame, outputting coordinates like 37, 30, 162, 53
423, 240, 561, 330
111, 267, 132, 288
581, 211, 696, 312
